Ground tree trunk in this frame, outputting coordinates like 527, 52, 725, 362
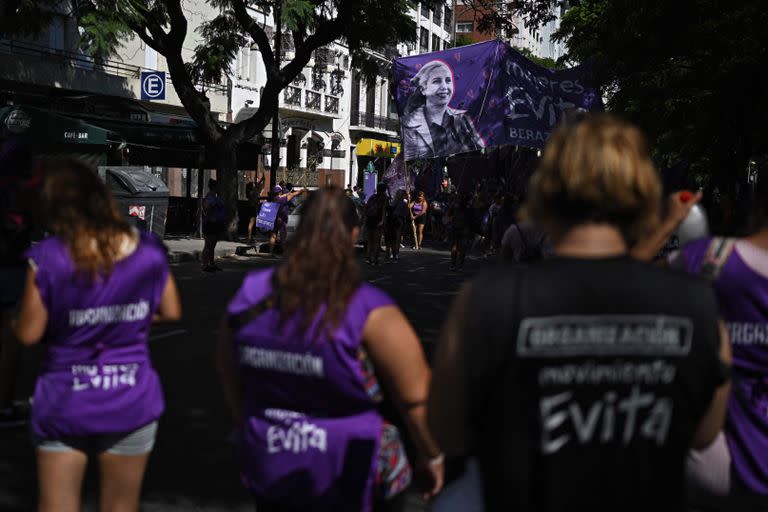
214, 140, 240, 241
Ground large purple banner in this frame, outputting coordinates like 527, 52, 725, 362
393, 41, 601, 160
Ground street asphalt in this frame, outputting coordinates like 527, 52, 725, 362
0, 243, 491, 511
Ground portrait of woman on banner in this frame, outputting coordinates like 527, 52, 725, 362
401, 60, 485, 160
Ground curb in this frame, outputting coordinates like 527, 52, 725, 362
166, 246, 241, 264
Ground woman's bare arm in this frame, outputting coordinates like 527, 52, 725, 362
11, 265, 48, 345
216, 317, 244, 423
153, 274, 181, 322
363, 305, 444, 496
691, 320, 732, 449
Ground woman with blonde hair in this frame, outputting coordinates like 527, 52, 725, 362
217, 187, 443, 511
429, 114, 731, 511
401, 60, 485, 160
13, 157, 181, 512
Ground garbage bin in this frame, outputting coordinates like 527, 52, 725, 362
105, 167, 169, 239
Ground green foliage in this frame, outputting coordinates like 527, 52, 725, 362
513, 46, 562, 69
282, 0, 315, 31
190, 12, 247, 83
451, 35, 475, 48
555, 0, 768, 184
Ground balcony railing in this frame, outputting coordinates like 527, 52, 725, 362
284, 86, 302, 106
280, 85, 341, 116
305, 91, 321, 111
350, 110, 398, 132
0, 38, 227, 94
325, 96, 339, 114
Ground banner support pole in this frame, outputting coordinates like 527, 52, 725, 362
404, 160, 419, 249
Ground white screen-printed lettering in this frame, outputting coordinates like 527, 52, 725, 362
264, 408, 327, 454
538, 360, 677, 387
517, 315, 693, 357
69, 300, 150, 327
70, 364, 139, 392
239, 346, 325, 378
539, 385, 673, 454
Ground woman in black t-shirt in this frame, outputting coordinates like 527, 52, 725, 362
428, 114, 732, 512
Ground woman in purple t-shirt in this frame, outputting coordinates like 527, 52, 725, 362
217, 187, 444, 511
12, 158, 181, 512
673, 176, 768, 500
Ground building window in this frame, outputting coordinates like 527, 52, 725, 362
420, 3, 430, 18
419, 27, 429, 52
444, 7, 452, 32
433, 8, 442, 27
456, 22, 473, 33
432, 34, 439, 53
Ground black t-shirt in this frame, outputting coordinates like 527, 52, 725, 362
463, 256, 726, 512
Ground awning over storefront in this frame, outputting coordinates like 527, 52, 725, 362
0, 105, 119, 148
356, 138, 400, 157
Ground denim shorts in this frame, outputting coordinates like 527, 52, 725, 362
32, 421, 158, 456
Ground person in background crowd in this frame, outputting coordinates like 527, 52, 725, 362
446, 194, 471, 272
401, 60, 485, 160
486, 193, 504, 256
217, 187, 443, 512
246, 174, 265, 244
385, 189, 409, 263
202, 179, 226, 272
364, 184, 389, 266
268, 186, 304, 255
0, 138, 38, 428
12, 157, 181, 512
410, 191, 429, 250
429, 114, 731, 511
430, 180, 452, 243
470, 190, 489, 254
661, 173, 768, 503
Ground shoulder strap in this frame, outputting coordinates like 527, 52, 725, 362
227, 273, 281, 331
699, 237, 736, 281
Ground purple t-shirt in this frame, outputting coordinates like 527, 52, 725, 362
26, 231, 169, 438
227, 269, 394, 512
681, 238, 768, 493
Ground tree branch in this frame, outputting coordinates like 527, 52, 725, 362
280, 16, 344, 87
231, 0, 275, 71
165, 0, 188, 50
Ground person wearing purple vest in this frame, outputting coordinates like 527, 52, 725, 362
673, 174, 768, 502
217, 187, 444, 512
12, 158, 181, 512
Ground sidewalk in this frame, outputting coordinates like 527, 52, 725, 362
163, 236, 269, 264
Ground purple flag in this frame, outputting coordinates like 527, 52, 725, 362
393, 41, 602, 159
382, 153, 415, 197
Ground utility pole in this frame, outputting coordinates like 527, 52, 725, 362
451, 0, 457, 46
270, 0, 282, 191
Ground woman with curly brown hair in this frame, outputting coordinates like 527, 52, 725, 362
429, 114, 731, 512
12, 157, 181, 512
217, 187, 443, 512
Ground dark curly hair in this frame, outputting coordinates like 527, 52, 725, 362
276, 187, 361, 333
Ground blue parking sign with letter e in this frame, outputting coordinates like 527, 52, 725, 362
140, 71, 166, 100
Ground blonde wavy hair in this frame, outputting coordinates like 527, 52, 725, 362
521, 113, 662, 242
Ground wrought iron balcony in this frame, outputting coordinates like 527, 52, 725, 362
305, 91, 321, 111
284, 86, 302, 107
325, 96, 339, 114
350, 110, 398, 132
